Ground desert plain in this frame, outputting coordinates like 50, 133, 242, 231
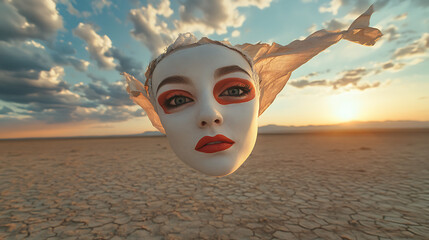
0, 130, 428, 239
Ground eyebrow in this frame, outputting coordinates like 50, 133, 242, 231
156, 75, 190, 94
214, 65, 251, 79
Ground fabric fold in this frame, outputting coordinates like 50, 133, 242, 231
122, 72, 165, 133
236, 5, 382, 115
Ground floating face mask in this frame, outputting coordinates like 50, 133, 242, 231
151, 44, 259, 176
124, 5, 382, 176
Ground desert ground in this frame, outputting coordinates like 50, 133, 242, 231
0, 131, 428, 240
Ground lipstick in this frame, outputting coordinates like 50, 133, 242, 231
195, 134, 235, 153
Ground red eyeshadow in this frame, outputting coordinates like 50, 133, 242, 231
157, 89, 193, 114
213, 78, 255, 105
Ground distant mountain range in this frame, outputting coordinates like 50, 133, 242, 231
138, 120, 429, 136
257, 120, 429, 134
2, 120, 428, 140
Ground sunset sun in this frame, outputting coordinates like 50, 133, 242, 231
331, 94, 359, 123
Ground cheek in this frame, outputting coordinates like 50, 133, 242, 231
158, 108, 198, 148
222, 99, 258, 135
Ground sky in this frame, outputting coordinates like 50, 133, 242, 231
0, 0, 428, 139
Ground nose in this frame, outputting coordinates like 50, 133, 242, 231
197, 105, 223, 128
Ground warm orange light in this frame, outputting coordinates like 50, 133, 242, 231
330, 93, 359, 123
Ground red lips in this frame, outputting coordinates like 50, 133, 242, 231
195, 134, 235, 153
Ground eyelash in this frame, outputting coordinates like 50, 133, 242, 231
164, 95, 193, 109
219, 84, 251, 97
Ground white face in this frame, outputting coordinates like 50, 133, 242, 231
152, 44, 259, 176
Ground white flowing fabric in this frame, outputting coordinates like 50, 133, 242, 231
124, 5, 382, 132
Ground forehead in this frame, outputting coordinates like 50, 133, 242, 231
152, 44, 251, 88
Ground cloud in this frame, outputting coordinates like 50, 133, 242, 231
73, 106, 145, 123
107, 48, 144, 80
73, 82, 109, 101
0, 66, 74, 103
0, 39, 89, 73
92, 0, 112, 14
290, 68, 380, 91
0, 0, 63, 42
393, 33, 429, 60
73, 80, 134, 107
49, 40, 76, 55
383, 25, 400, 42
129, 0, 273, 57
319, 0, 343, 15
87, 73, 108, 84
129, 0, 176, 57
51, 54, 90, 72
394, 13, 407, 21
57, 0, 91, 18
73, 23, 116, 69
323, 19, 348, 31
319, 0, 427, 19
0, 64, 142, 124
231, 30, 240, 37
0, 2, 146, 125
25, 40, 45, 49
380, 61, 405, 72
307, 24, 317, 34
354, 81, 380, 90
0, 106, 13, 115
0, 41, 51, 72
290, 79, 328, 88
72, 23, 144, 74
414, 0, 429, 7
331, 68, 367, 89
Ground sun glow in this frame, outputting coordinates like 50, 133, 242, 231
330, 93, 360, 122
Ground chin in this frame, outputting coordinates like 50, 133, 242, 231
188, 154, 246, 177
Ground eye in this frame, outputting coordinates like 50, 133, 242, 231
219, 86, 250, 97
213, 78, 255, 105
158, 89, 194, 114
166, 95, 193, 107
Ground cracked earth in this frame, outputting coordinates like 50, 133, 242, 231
0, 131, 428, 239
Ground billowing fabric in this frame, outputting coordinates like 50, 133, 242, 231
123, 72, 165, 133
124, 5, 382, 132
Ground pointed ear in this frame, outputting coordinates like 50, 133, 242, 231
235, 4, 381, 116
122, 72, 166, 134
